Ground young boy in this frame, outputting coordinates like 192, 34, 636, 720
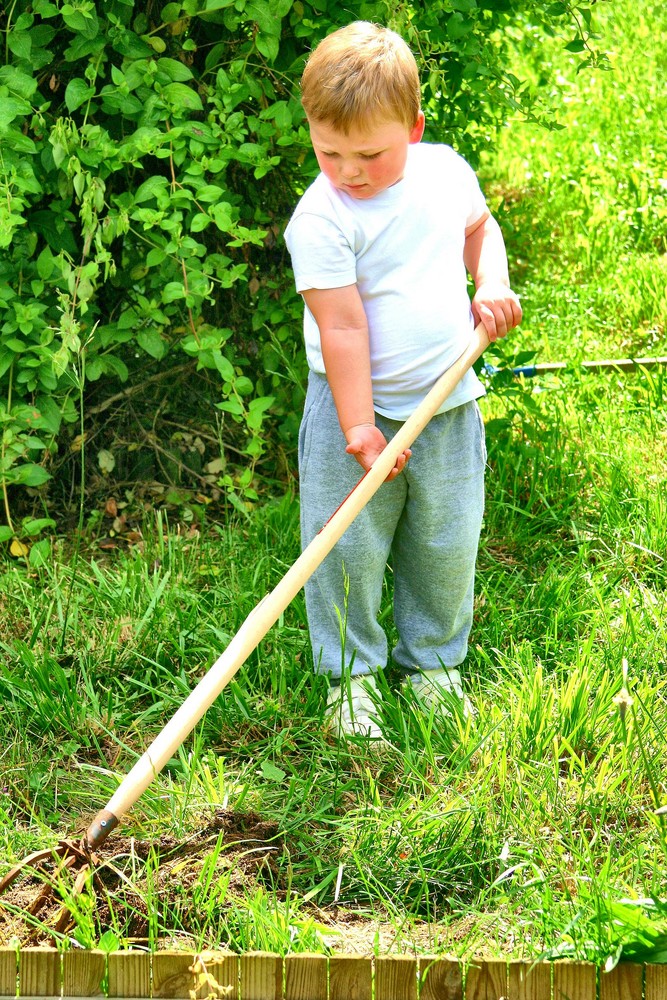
284, 22, 522, 737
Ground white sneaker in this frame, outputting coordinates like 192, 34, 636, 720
407, 667, 472, 717
326, 676, 383, 738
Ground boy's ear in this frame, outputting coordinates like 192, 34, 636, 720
409, 111, 426, 144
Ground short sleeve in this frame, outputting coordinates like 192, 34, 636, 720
457, 155, 488, 229
284, 212, 357, 293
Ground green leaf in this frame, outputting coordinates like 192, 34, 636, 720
157, 57, 194, 82
33, 396, 63, 435
447, 14, 474, 40
146, 247, 167, 266
117, 307, 138, 330
190, 212, 211, 232
12, 463, 51, 486
246, 395, 274, 429
211, 203, 233, 230
162, 281, 186, 302
260, 760, 287, 783
245, 0, 279, 34
83, 357, 103, 380
22, 436, 49, 451
134, 176, 169, 204
7, 31, 32, 61
112, 30, 153, 58
22, 517, 56, 536
0, 349, 14, 380
0, 97, 32, 127
161, 2, 183, 21
28, 538, 50, 567
255, 32, 279, 62
100, 355, 129, 381
0, 126, 35, 156
32, 0, 58, 15
0, 65, 38, 99
216, 398, 243, 416
63, 33, 104, 63
270, 0, 292, 16
65, 78, 96, 112
259, 100, 292, 128
4, 338, 28, 353
98, 930, 121, 954
248, 395, 275, 414
137, 329, 167, 359
161, 82, 203, 112
213, 351, 234, 380
195, 184, 225, 203
0, 526, 13, 542
36, 247, 55, 280
61, 2, 99, 37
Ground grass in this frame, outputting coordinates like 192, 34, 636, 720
484, 0, 667, 363
1, 0, 667, 967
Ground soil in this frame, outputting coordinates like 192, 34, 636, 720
0, 809, 516, 957
0, 809, 282, 947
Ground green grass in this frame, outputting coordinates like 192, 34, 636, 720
484, 0, 667, 365
2, 0, 667, 966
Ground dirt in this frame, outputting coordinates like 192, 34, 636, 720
0, 809, 282, 947
0, 809, 519, 958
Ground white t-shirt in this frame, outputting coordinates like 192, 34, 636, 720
285, 142, 487, 420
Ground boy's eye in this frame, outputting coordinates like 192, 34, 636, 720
318, 149, 382, 161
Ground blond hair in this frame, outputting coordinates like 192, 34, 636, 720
301, 22, 421, 133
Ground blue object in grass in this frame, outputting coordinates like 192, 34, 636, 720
483, 356, 667, 378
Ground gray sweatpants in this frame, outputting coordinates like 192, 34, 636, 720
298, 372, 486, 679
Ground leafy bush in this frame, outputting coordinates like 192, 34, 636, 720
0, 0, 605, 532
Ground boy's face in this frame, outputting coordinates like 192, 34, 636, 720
309, 113, 425, 200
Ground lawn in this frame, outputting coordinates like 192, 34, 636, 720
1, 0, 667, 969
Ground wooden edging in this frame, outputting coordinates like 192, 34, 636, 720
0, 947, 664, 999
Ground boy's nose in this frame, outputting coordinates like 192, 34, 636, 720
341, 159, 361, 179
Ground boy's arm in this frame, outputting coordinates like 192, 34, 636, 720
464, 213, 522, 340
301, 284, 410, 479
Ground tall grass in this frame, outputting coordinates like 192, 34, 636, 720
485, 0, 667, 361
1, 0, 667, 965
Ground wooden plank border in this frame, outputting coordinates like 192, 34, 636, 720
508, 959, 552, 999
284, 953, 327, 1000
0, 949, 652, 999
0, 949, 17, 997
107, 950, 150, 998
63, 949, 106, 997
18, 948, 61, 997
419, 956, 462, 1000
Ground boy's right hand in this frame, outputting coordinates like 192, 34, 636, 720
345, 423, 411, 481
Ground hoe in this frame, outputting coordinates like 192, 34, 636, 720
0, 323, 491, 934
3, 326, 663, 934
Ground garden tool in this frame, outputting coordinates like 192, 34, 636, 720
0, 322, 490, 933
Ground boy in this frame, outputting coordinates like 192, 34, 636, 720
284, 22, 522, 737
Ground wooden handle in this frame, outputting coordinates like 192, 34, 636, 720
86, 323, 490, 848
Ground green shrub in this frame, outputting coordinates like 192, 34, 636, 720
0, 0, 605, 531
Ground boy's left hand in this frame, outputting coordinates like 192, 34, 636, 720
472, 281, 522, 342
